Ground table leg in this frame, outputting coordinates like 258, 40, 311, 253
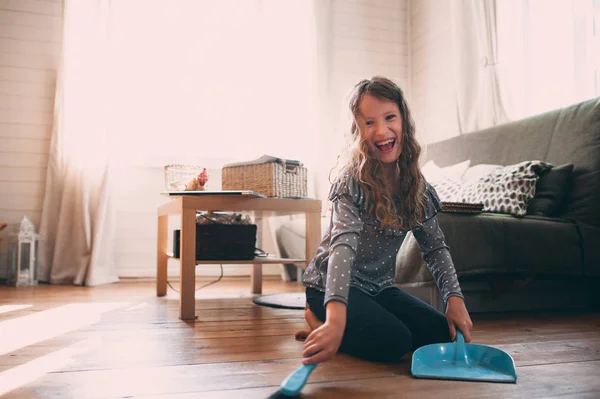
296, 267, 304, 284
180, 207, 197, 320
305, 211, 321, 273
251, 216, 263, 294
157, 214, 168, 297
251, 264, 263, 294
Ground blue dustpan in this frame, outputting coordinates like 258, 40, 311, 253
411, 331, 517, 383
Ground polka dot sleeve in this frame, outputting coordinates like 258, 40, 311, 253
324, 244, 355, 306
323, 173, 364, 306
411, 183, 465, 303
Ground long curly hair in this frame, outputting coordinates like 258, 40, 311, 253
340, 76, 426, 230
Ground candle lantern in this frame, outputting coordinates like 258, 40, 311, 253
7, 216, 39, 287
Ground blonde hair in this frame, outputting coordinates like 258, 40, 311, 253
334, 76, 426, 230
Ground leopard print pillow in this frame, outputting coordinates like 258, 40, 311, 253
429, 174, 463, 202
455, 160, 552, 216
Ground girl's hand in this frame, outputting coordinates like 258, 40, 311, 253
302, 319, 345, 364
445, 296, 473, 342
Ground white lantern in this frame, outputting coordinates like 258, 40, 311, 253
8, 216, 38, 287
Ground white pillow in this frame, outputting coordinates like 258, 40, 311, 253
422, 159, 471, 184
462, 164, 503, 182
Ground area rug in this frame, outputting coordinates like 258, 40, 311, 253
252, 293, 305, 310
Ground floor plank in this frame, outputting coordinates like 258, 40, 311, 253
1, 279, 599, 399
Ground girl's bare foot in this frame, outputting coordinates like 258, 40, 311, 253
294, 307, 324, 341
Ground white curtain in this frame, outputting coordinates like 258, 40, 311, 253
39, 0, 118, 286
496, 0, 599, 120
450, 0, 509, 134
41, 0, 328, 282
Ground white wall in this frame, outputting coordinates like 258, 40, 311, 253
409, 0, 459, 146
0, 0, 62, 278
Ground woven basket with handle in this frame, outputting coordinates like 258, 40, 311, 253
222, 155, 307, 198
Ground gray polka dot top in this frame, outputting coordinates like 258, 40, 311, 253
302, 172, 464, 307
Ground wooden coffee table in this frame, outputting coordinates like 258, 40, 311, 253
157, 194, 322, 320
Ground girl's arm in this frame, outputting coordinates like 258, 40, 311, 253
411, 183, 465, 303
411, 183, 473, 341
322, 175, 365, 307
302, 299, 347, 364
326, 300, 347, 326
302, 174, 363, 364
411, 214, 464, 303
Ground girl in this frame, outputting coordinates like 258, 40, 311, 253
297, 76, 473, 366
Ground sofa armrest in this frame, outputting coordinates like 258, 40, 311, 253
394, 231, 433, 287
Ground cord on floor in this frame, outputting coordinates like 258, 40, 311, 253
166, 263, 224, 293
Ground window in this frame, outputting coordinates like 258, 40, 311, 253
497, 0, 600, 120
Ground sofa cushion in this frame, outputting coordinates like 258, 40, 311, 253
527, 163, 574, 217
456, 160, 551, 216
435, 212, 583, 276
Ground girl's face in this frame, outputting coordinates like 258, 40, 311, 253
357, 94, 403, 166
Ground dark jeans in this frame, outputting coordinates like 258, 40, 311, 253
306, 286, 451, 363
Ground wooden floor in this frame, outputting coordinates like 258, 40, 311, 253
1, 278, 599, 399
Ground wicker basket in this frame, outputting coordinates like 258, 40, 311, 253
222, 156, 308, 198
164, 164, 201, 191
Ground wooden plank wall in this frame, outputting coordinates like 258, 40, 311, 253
0, 0, 62, 278
409, 0, 460, 146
